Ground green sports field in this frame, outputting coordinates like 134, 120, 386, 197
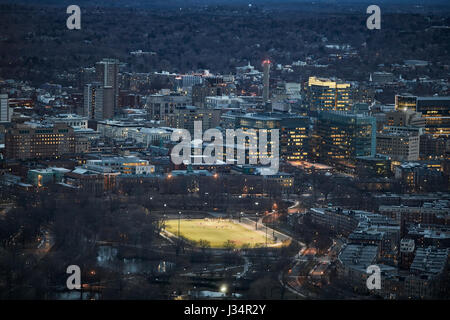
164, 218, 275, 248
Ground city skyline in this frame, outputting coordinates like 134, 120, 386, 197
0, 0, 449, 306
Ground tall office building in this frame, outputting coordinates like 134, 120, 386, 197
0, 94, 11, 122
96, 58, 119, 116
416, 96, 450, 137
262, 60, 271, 104
376, 130, 420, 161
378, 109, 424, 162
84, 82, 105, 120
312, 111, 376, 171
307, 76, 351, 112
238, 112, 310, 161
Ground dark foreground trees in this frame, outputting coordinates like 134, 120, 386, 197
0, 186, 161, 299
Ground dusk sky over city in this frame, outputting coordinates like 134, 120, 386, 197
0, 0, 449, 316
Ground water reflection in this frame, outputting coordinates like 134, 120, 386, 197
96, 245, 175, 275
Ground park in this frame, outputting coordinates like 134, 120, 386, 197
164, 218, 280, 249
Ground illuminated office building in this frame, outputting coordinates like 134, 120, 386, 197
395, 94, 418, 111
238, 113, 310, 161
385, 110, 425, 128
85, 157, 155, 175
416, 97, 450, 137
5, 123, 75, 160
356, 154, 392, 177
281, 118, 310, 161
393, 95, 450, 137
307, 76, 351, 112
376, 130, 420, 161
420, 134, 449, 160
313, 111, 376, 171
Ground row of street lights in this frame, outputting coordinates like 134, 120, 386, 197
148, 196, 184, 243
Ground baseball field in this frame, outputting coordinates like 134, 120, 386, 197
164, 218, 276, 248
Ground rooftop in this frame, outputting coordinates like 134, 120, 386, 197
338, 244, 379, 268
410, 247, 448, 275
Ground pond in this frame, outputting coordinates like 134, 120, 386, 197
96, 245, 175, 275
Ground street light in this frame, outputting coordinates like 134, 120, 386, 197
220, 284, 227, 294
272, 221, 275, 238
178, 211, 182, 238
265, 223, 268, 247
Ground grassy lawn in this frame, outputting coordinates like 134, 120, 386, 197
164, 218, 275, 248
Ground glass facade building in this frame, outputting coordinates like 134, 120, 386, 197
313, 111, 376, 171
307, 76, 351, 112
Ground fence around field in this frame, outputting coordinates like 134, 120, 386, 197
240, 217, 291, 243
